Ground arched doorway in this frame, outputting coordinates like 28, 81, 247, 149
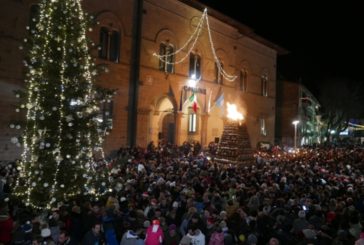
150, 96, 177, 144
162, 113, 175, 144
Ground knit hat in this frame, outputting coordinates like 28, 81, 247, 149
120, 197, 127, 202
143, 220, 151, 228
151, 198, 158, 206
207, 217, 215, 225
298, 210, 306, 218
152, 219, 160, 225
41, 228, 51, 238
247, 234, 258, 245
21, 222, 32, 233
302, 229, 316, 240
142, 192, 149, 197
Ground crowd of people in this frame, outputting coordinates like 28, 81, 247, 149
1, 141, 364, 245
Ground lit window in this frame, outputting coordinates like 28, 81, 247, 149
260, 118, 267, 136
99, 27, 120, 63
261, 74, 268, 97
188, 108, 198, 134
215, 59, 223, 84
159, 42, 174, 73
189, 53, 201, 79
240, 69, 248, 92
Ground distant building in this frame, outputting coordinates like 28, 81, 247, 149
276, 80, 322, 147
0, 0, 286, 160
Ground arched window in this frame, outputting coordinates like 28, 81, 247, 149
188, 107, 198, 134
159, 42, 174, 73
260, 118, 267, 136
109, 31, 120, 62
96, 100, 114, 131
189, 53, 201, 79
240, 69, 248, 92
261, 74, 268, 97
99, 27, 120, 63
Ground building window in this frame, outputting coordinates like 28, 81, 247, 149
260, 118, 267, 136
99, 27, 120, 63
188, 108, 198, 134
99, 27, 109, 59
189, 53, 201, 79
215, 59, 223, 84
96, 100, 114, 131
261, 74, 268, 97
109, 31, 120, 62
159, 43, 174, 73
29, 4, 40, 33
240, 69, 248, 92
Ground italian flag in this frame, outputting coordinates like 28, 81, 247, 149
189, 93, 198, 113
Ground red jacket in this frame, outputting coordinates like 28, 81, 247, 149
0, 215, 13, 243
145, 225, 164, 245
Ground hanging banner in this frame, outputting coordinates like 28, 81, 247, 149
183, 85, 206, 95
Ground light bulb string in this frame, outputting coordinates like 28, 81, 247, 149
153, 8, 237, 81
154, 9, 206, 59
24, 0, 56, 206
204, 10, 237, 81
49, 1, 69, 205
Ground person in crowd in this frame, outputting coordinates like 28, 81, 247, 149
187, 223, 205, 245
0, 203, 13, 245
2, 143, 364, 245
120, 226, 144, 245
41, 227, 56, 245
82, 222, 103, 245
58, 230, 78, 245
145, 219, 164, 245
164, 224, 180, 245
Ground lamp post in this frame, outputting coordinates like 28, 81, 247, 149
292, 120, 300, 149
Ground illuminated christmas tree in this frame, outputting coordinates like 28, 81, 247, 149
13, 0, 112, 209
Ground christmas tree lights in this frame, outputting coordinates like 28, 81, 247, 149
13, 0, 113, 209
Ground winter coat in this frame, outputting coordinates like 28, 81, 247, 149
0, 214, 13, 243
120, 230, 145, 245
145, 225, 164, 245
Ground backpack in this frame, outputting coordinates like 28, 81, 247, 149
209, 232, 224, 245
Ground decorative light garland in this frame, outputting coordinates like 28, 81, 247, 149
204, 9, 237, 82
153, 8, 237, 81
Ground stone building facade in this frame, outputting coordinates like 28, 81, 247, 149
0, 0, 284, 160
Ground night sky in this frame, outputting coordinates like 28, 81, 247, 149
198, 1, 364, 97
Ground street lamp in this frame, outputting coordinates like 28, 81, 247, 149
292, 120, 300, 149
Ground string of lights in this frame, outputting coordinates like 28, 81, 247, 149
153, 9, 206, 65
204, 8, 237, 82
153, 8, 237, 81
